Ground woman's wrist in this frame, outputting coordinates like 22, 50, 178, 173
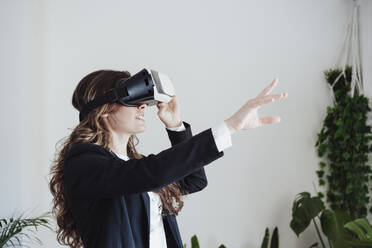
224, 118, 237, 135
165, 120, 183, 129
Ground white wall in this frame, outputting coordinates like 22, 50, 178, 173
0, 0, 45, 215
1, 0, 371, 247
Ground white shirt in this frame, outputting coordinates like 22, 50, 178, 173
114, 121, 232, 248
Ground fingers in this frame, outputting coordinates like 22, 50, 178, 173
260, 116, 281, 125
249, 92, 288, 108
170, 95, 177, 103
157, 102, 166, 109
263, 92, 287, 101
157, 95, 177, 109
257, 78, 278, 98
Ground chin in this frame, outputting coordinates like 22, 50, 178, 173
135, 126, 146, 134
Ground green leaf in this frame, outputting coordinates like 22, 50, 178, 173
261, 227, 270, 248
333, 238, 372, 248
0, 212, 52, 247
335, 119, 343, 126
335, 128, 344, 139
191, 235, 200, 248
319, 162, 326, 169
317, 192, 324, 199
327, 106, 333, 114
345, 184, 353, 194
342, 152, 350, 160
344, 218, 372, 241
356, 112, 363, 120
290, 192, 325, 236
320, 209, 353, 243
317, 144, 327, 157
270, 227, 279, 248
316, 170, 325, 178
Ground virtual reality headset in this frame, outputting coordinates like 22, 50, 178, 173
79, 68, 175, 122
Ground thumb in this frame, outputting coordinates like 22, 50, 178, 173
157, 101, 167, 108
156, 102, 166, 112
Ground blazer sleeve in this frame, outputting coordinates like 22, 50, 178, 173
165, 121, 208, 195
63, 123, 224, 199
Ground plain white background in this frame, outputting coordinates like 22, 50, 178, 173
1, 0, 371, 247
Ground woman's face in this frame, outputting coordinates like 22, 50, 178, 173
103, 102, 147, 135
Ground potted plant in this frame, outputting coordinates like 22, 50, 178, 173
290, 191, 372, 248
0, 211, 52, 248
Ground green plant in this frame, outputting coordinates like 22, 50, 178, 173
183, 234, 226, 248
290, 191, 372, 248
260, 226, 279, 248
315, 65, 372, 219
344, 218, 372, 244
0, 211, 53, 248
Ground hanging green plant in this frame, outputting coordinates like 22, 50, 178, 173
315, 65, 372, 219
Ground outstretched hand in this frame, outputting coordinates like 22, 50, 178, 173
225, 78, 288, 135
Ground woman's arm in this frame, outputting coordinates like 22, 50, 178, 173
165, 121, 208, 195
63, 126, 224, 199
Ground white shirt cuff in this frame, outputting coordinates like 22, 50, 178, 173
166, 122, 186, 132
211, 121, 232, 152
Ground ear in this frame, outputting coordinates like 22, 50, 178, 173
101, 113, 108, 118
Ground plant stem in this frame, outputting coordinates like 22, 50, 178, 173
313, 218, 326, 248
327, 237, 333, 248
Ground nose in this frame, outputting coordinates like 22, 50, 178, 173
138, 102, 147, 109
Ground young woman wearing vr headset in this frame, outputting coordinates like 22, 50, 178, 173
49, 68, 288, 248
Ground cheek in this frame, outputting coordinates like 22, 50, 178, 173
119, 111, 135, 122
115, 108, 135, 120
113, 110, 141, 131
109, 111, 131, 127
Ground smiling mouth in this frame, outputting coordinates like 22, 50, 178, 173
135, 116, 145, 121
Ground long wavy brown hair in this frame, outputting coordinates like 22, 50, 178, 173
49, 69, 187, 248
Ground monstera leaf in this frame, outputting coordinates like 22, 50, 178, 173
320, 209, 353, 242
344, 218, 372, 240
320, 209, 353, 248
320, 210, 372, 248
290, 192, 325, 236
340, 218, 372, 247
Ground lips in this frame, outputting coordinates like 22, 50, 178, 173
135, 113, 145, 121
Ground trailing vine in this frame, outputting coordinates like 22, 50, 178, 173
315, 65, 372, 219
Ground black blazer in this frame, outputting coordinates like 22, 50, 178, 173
63, 121, 224, 248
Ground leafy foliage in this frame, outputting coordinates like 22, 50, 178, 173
290, 191, 372, 248
0, 211, 53, 248
315, 65, 372, 219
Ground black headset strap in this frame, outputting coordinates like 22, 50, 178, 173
79, 86, 129, 122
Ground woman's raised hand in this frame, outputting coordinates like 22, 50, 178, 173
156, 95, 183, 129
224, 78, 288, 135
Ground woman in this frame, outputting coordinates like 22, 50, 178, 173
49, 69, 288, 248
